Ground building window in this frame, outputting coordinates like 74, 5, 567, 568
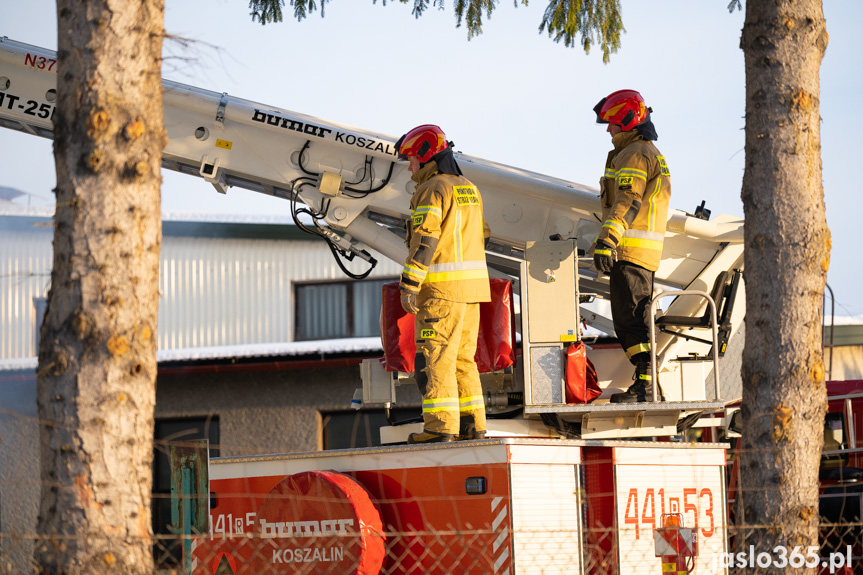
322, 408, 418, 449
295, 278, 396, 340
152, 416, 219, 570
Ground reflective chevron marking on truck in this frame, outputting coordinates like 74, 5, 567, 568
492, 496, 511, 574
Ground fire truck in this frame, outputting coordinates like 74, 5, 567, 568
0, 36, 780, 574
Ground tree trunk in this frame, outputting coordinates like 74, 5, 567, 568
35, 0, 165, 572
739, 0, 829, 572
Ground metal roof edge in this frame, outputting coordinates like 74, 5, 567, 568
0, 337, 384, 372
0, 212, 311, 240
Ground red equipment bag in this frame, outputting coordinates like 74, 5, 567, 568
379, 284, 417, 373
380, 279, 516, 374
564, 341, 601, 404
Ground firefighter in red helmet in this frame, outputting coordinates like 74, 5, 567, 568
592, 90, 671, 402
394, 124, 491, 443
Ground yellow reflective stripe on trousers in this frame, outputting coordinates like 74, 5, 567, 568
423, 398, 459, 414
459, 395, 484, 411
625, 342, 651, 359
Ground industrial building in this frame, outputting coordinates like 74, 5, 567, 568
0, 205, 419, 570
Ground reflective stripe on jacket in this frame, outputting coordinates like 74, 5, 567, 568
401, 160, 491, 303
596, 130, 671, 272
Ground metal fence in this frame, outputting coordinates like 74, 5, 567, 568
1, 523, 860, 574
1, 431, 860, 575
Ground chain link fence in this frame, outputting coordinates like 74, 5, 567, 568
145, 516, 861, 574
1, 425, 861, 574
145, 524, 624, 574
2, 521, 861, 574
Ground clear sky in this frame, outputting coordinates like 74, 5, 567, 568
2, 0, 861, 318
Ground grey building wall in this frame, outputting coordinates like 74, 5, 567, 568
155, 364, 421, 455
0, 361, 422, 574
156, 365, 361, 455
0, 211, 406, 573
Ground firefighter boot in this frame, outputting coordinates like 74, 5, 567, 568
610, 361, 665, 403
408, 430, 456, 444
457, 420, 487, 441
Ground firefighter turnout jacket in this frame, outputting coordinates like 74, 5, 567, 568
400, 160, 491, 303
596, 130, 671, 272
400, 159, 490, 437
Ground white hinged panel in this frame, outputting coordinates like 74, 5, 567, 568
524, 241, 579, 343
510, 463, 583, 574
613, 447, 728, 574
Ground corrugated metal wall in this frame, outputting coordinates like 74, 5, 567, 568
158, 237, 399, 349
0, 223, 401, 359
0, 229, 52, 359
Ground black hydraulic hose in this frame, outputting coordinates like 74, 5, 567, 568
290, 179, 327, 237
297, 140, 319, 177
326, 239, 376, 280
291, 141, 383, 278
299, 138, 394, 196
290, 178, 377, 279
343, 159, 396, 195
344, 156, 372, 186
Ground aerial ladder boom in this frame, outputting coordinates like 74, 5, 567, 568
0, 37, 746, 437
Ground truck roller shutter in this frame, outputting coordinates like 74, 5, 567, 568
252, 470, 385, 574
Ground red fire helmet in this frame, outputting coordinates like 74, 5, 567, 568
395, 124, 448, 164
593, 90, 649, 132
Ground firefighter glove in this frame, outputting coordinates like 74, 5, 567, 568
594, 240, 616, 275
400, 289, 419, 315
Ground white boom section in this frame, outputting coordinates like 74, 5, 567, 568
0, 37, 745, 404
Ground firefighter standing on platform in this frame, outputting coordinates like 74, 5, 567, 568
592, 90, 672, 403
395, 124, 490, 443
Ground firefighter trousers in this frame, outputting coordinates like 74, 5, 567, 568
413, 296, 486, 435
609, 261, 655, 366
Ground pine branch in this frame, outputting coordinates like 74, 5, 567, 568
539, 0, 624, 63
249, 0, 333, 25
248, 0, 625, 64
249, 0, 284, 24
452, 1, 528, 40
